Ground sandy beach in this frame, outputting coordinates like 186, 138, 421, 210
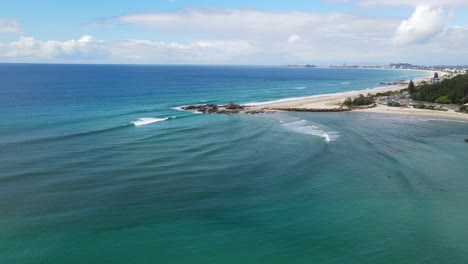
246, 71, 468, 121
354, 104, 468, 120
249, 85, 406, 110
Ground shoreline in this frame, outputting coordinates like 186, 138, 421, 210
180, 69, 467, 121
352, 105, 468, 121
244, 69, 437, 107
244, 70, 468, 120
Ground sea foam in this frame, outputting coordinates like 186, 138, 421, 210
282, 120, 339, 143
172, 106, 204, 114
244, 84, 406, 107
132, 117, 171, 126
418, 118, 468, 123
244, 90, 365, 106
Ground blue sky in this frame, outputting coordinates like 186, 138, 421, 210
1, 0, 468, 64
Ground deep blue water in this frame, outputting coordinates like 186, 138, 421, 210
1, 64, 467, 264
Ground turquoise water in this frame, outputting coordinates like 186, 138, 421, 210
1, 65, 467, 263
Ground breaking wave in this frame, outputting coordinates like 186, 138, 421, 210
172, 106, 204, 114
282, 120, 339, 143
132, 117, 174, 126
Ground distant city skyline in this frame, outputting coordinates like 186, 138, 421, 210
1, 0, 468, 64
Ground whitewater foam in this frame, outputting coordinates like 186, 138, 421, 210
243, 86, 391, 106
282, 120, 339, 143
172, 105, 204, 114
244, 81, 415, 107
418, 118, 468, 123
172, 106, 185, 111
132, 117, 170, 126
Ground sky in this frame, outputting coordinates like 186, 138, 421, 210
1, 0, 468, 65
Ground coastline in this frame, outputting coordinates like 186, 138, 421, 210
243, 70, 468, 121
247, 84, 407, 110
353, 104, 468, 121
245, 69, 435, 107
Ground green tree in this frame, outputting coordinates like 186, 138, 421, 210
434, 72, 439, 79
435, 95, 450, 104
342, 94, 375, 107
344, 97, 353, 106
408, 79, 416, 94
410, 73, 468, 104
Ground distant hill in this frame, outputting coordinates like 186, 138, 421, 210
411, 74, 468, 104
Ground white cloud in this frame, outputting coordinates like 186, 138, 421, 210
436, 26, 468, 49
8, 37, 40, 57
2, 8, 468, 65
114, 9, 398, 41
107, 8, 403, 63
104, 8, 404, 64
358, 0, 468, 7
288, 34, 301, 44
6, 35, 108, 59
393, 5, 446, 45
0, 18, 20, 33
112, 39, 258, 63
388, 26, 468, 64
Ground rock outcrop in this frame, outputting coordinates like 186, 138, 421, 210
226, 102, 243, 110
181, 103, 248, 114
180, 102, 355, 114
182, 104, 219, 113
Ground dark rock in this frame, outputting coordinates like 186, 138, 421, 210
245, 110, 265, 114
206, 106, 218, 113
182, 105, 198, 110
181, 104, 219, 114
226, 102, 243, 110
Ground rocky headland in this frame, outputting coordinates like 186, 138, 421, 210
180, 102, 351, 114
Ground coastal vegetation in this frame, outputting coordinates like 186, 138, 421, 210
387, 102, 403, 107
459, 105, 468, 113
374, 90, 405, 97
407, 80, 416, 94
409, 73, 468, 104
413, 104, 448, 111
343, 94, 375, 107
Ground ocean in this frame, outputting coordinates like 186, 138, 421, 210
1, 64, 467, 264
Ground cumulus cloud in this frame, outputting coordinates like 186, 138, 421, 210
103, 9, 406, 64
6, 35, 108, 59
112, 39, 259, 63
393, 6, 446, 45
435, 26, 468, 49
390, 26, 468, 64
114, 8, 398, 41
94, 7, 467, 65
2, 7, 468, 65
0, 18, 20, 33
